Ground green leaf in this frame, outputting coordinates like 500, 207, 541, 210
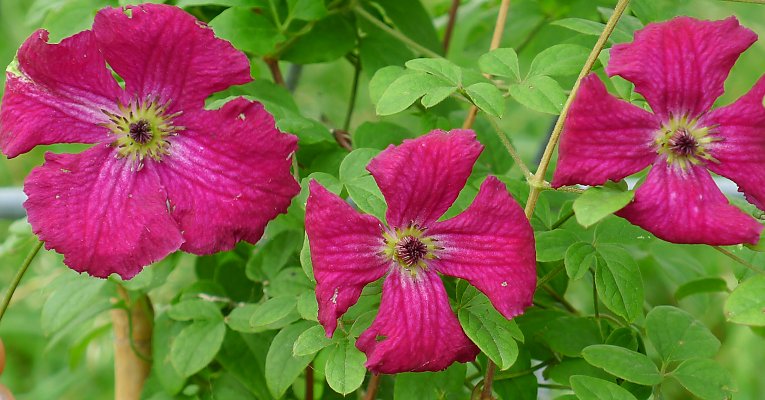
393, 363, 467, 399
405, 58, 462, 86
745, 230, 765, 252
168, 300, 222, 321
675, 277, 728, 301
595, 245, 643, 323
369, 66, 406, 104
479, 48, 520, 81
209, 8, 284, 56
339, 148, 387, 220
528, 44, 589, 78
508, 75, 566, 114
297, 291, 319, 322
458, 287, 521, 369
300, 233, 315, 283
353, 121, 413, 150
171, 318, 227, 377
249, 297, 298, 328
551, 18, 606, 37
287, 0, 327, 21
573, 186, 635, 228
216, 332, 272, 400
374, 0, 442, 54
226, 304, 260, 333
324, 340, 367, 395
465, 82, 505, 118
293, 324, 334, 357
564, 242, 598, 280
671, 359, 735, 400
535, 229, 579, 262
581, 345, 661, 385
539, 316, 602, 357
153, 314, 186, 394
645, 306, 720, 362
725, 275, 765, 326
282, 15, 356, 64
376, 72, 455, 115
41, 273, 108, 335
265, 322, 314, 398
570, 376, 638, 400
176, 0, 263, 6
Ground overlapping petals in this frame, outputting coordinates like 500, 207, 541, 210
92, 5, 251, 111
553, 16, 765, 246
607, 16, 757, 120
552, 75, 659, 187
356, 269, 479, 374
24, 146, 183, 279
1, 4, 298, 278
0, 30, 123, 157
307, 130, 536, 373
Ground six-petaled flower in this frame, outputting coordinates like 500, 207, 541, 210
553, 16, 765, 245
0, 4, 300, 279
305, 130, 537, 374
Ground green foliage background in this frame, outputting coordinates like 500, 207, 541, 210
0, 0, 764, 399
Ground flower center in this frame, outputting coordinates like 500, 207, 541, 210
655, 116, 718, 169
383, 224, 439, 275
129, 120, 152, 144
101, 97, 184, 167
395, 236, 428, 266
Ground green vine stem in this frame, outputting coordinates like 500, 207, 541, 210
0, 240, 43, 324
354, 7, 442, 59
523, 0, 631, 218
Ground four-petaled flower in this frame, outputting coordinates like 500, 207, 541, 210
0, 4, 300, 278
305, 130, 536, 374
553, 16, 765, 245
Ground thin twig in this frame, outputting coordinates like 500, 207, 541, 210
306, 363, 314, 400
363, 374, 382, 400
480, 361, 496, 400
495, 359, 554, 380
0, 241, 43, 324
354, 7, 442, 58
551, 209, 575, 230
343, 56, 362, 132
523, 0, 631, 218
714, 246, 765, 275
487, 116, 533, 179
265, 58, 285, 86
543, 284, 578, 314
462, 0, 511, 130
443, 0, 461, 53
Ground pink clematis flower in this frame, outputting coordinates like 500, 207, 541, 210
305, 130, 536, 374
553, 16, 765, 245
0, 4, 299, 279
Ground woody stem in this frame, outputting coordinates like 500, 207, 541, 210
112, 285, 153, 400
523, 0, 631, 218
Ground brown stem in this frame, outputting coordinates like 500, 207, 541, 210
112, 286, 153, 400
443, 0, 460, 53
305, 363, 314, 400
264, 57, 285, 86
479, 361, 496, 400
363, 374, 382, 400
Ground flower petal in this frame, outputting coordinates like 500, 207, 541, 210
429, 177, 536, 319
607, 16, 757, 120
367, 129, 482, 229
23, 145, 183, 279
93, 4, 251, 111
155, 98, 299, 254
618, 163, 763, 245
552, 74, 659, 187
356, 268, 479, 374
0, 30, 123, 157
305, 181, 389, 337
703, 75, 765, 210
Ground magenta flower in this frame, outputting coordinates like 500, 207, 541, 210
0, 4, 299, 279
553, 16, 765, 245
305, 130, 536, 374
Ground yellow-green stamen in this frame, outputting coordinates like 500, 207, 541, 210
655, 115, 719, 170
101, 97, 183, 167
382, 225, 440, 276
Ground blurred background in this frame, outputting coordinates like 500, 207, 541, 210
0, 0, 764, 399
